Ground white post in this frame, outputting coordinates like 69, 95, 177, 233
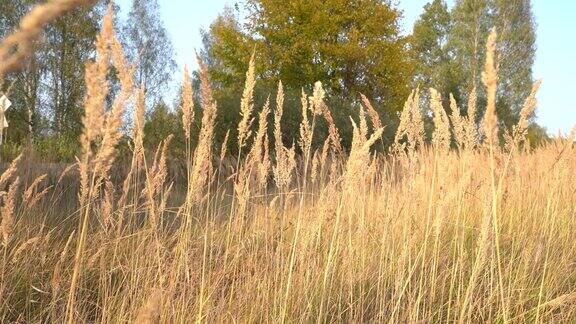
0, 95, 11, 145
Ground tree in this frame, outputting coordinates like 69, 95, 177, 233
44, 4, 104, 137
0, 0, 105, 146
448, 0, 536, 129
202, 0, 412, 150
1, 0, 44, 145
411, 0, 462, 110
125, 0, 176, 106
492, 0, 537, 128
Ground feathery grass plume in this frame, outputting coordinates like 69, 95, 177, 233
274, 81, 285, 147
311, 81, 325, 115
394, 89, 424, 154
429, 88, 451, 152
220, 129, 230, 163
117, 85, 146, 219
314, 82, 343, 154
25, 185, 51, 211
181, 65, 195, 140
187, 56, 218, 204
465, 86, 478, 149
299, 89, 313, 158
260, 133, 271, 189
249, 97, 270, 165
22, 174, 47, 207
134, 289, 162, 324
238, 52, 256, 149
274, 81, 296, 190
11, 236, 40, 262
1, 177, 19, 246
93, 22, 134, 187
542, 292, 576, 309
481, 28, 499, 146
143, 134, 173, 226
69, 8, 132, 321
233, 170, 250, 219
393, 90, 414, 152
319, 137, 330, 173
133, 86, 146, 161
55, 162, 77, 189
78, 6, 113, 205
0, 0, 95, 83
513, 80, 542, 144
344, 108, 384, 194
101, 179, 115, 230
310, 149, 320, 184
450, 94, 466, 149
234, 98, 270, 214
408, 89, 425, 151
359, 103, 369, 138
250, 98, 271, 189
360, 93, 382, 129
0, 154, 22, 189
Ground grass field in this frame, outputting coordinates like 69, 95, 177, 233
1, 2, 575, 323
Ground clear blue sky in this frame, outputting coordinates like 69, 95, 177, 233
118, 0, 576, 134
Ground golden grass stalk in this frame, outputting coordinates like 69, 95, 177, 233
68, 7, 132, 322
101, 179, 115, 230
92, 29, 134, 188
186, 56, 218, 204
450, 94, 466, 149
181, 65, 195, 140
481, 28, 499, 146
461, 27, 508, 324
249, 97, 271, 189
514, 79, 543, 144
429, 88, 451, 152
142, 134, 173, 227
78, 6, 113, 206
0, 154, 22, 189
394, 89, 424, 154
360, 93, 382, 130
11, 236, 40, 262
238, 52, 256, 149
22, 174, 47, 208
220, 129, 230, 164
408, 89, 425, 151
344, 108, 384, 194
314, 82, 343, 154
118, 85, 146, 211
116, 85, 146, 233
464, 86, 478, 149
299, 88, 313, 160
274, 81, 296, 190
260, 133, 271, 189
1, 176, 19, 246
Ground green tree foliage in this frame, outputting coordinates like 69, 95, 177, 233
411, 0, 462, 109
125, 0, 177, 106
45, 4, 104, 138
448, 0, 537, 129
202, 0, 412, 151
144, 101, 185, 157
0, 1, 105, 153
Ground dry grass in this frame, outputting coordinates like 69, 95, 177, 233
0, 5, 575, 324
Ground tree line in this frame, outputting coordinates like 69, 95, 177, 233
0, 0, 545, 161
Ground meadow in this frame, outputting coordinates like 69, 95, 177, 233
1, 2, 575, 323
